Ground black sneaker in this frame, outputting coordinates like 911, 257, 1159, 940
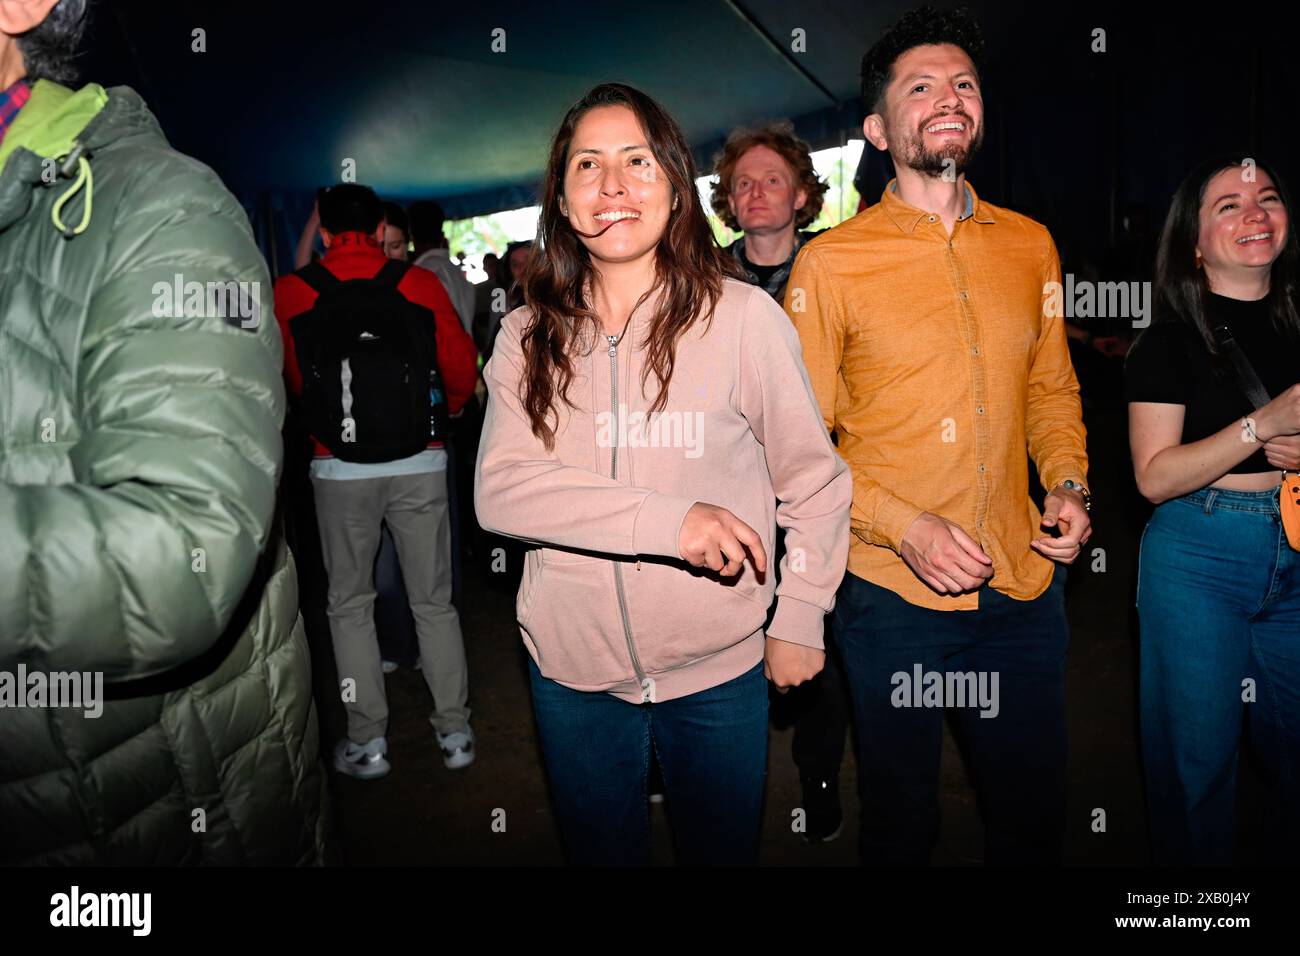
799, 773, 843, 843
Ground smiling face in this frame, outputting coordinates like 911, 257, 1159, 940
560, 104, 673, 267
728, 144, 807, 236
866, 42, 984, 179
1197, 166, 1287, 276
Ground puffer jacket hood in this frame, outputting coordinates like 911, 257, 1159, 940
0, 79, 109, 236
0, 81, 331, 864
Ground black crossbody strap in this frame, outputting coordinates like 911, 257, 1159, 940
1211, 324, 1273, 409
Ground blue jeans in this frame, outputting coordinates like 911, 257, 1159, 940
527, 656, 769, 865
833, 566, 1070, 865
1137, 486, 1300, 864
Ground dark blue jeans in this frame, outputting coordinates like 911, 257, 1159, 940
528, 656, 769, 866
1137, 486, 1300, 865
833, 566, 1069, 865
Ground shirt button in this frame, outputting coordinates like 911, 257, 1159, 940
978, 464, 986, 473
977, 406, 985, 414
971, 346, 979, 355
960, 291, 969, 299
928, 215, 936, 222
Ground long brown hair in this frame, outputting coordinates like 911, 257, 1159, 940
520, 82, 744, 449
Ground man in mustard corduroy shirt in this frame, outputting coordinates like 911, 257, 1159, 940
786, 5, 1091, 865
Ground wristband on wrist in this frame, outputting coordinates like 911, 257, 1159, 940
1058, 478, 1092, 513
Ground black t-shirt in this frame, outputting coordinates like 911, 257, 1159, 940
748, 261, 782, 288
1125, 292, 1300, 474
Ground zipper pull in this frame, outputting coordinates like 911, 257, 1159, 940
636, 559, 641, 571
640, 677, 655, 703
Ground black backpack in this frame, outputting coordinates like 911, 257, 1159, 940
289, 259, 450, 463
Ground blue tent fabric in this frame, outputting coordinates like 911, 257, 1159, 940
80, 1, 1002, 219
76, 1, 1298, 273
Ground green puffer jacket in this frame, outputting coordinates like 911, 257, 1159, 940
0, 80, 330, 864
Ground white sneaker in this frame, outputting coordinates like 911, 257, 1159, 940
333, 736, 390, 779
434, 723, 475, 770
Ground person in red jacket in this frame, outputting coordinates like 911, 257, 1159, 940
275, 184, 479, 778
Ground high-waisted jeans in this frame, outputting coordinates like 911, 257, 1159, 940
1137, 485, 1300, 864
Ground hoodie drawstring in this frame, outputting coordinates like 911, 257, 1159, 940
51, 144, 93, 238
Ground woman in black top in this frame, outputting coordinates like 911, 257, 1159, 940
1126, 156, 1300, 864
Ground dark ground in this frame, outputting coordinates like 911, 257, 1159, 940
284, 387, 1279, 866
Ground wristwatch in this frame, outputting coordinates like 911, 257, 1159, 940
1059, 479, 1092, 513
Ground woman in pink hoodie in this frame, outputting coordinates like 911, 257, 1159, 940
475, 83, 851, 865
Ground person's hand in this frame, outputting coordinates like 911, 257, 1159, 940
1253, 384, 1300, 442
764, 636, 824, 694
1031, 486, 1092, 563
900, 512, 994, 594
295, 199, 323, 269
300, 198, 320, 242
678, 503, 767, 576
1264, 434, 1300, 471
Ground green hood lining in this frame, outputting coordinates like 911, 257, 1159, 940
0, 80, 108, 237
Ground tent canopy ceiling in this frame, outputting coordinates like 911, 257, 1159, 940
93, 0, 1026, 216
82, 0, 1294, 249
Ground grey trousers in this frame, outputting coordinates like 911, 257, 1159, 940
312, 470, 470, 742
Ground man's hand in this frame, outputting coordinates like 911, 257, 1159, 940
678, 503, 767, 576
900, 512, 994, 594
764, 636, 824, 694
1031, 485, 1092, 563
1264, 434, 1300, 471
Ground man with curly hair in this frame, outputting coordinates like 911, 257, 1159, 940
712, 121, 852, 842
712, 121, 848, 844
787, 5, 1090, 865
711, 121, 828, 305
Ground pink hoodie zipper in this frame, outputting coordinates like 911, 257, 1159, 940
607, 326, 655, 703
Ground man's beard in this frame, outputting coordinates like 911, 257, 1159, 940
900, 115, 984, 178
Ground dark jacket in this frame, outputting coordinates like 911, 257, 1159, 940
727, 229, 823, 305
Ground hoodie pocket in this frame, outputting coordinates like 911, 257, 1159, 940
519, 552, 637, 688
623, 558, 771, 674
538, 545, 605, 565
517, 548, 545, 625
